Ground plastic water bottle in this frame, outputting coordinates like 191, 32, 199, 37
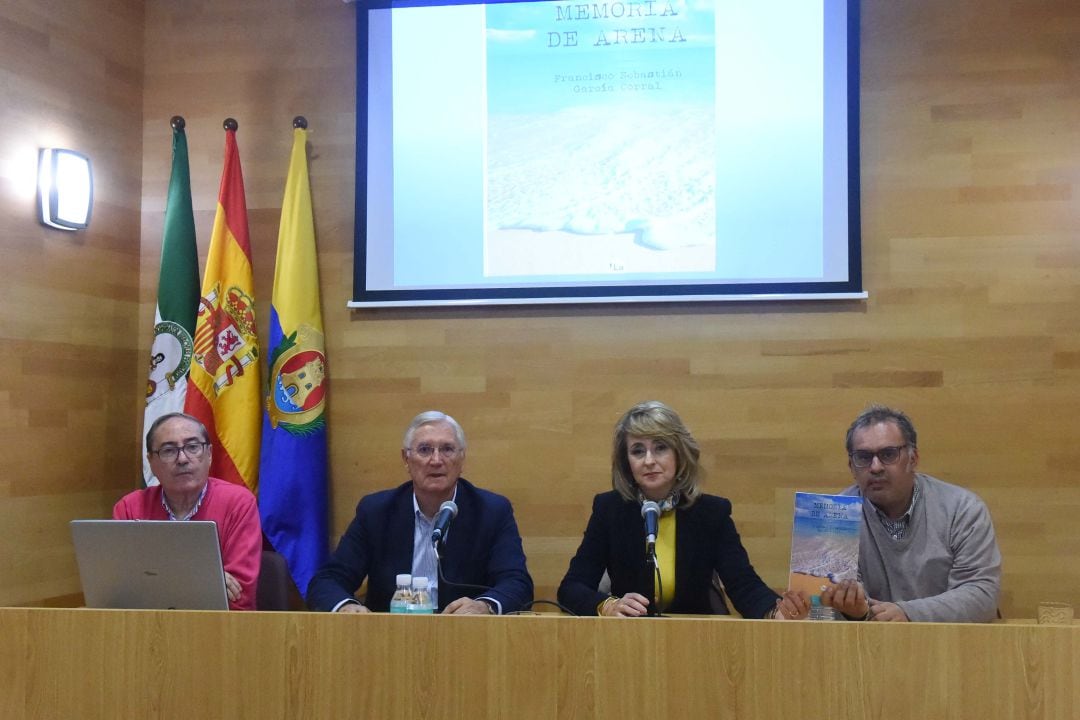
390, 573, 412, 614
409, 576, 434, 614
808, 594, 841, 621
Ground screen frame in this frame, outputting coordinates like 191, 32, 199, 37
350, 0, 864, 308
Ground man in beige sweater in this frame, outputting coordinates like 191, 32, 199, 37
822, 405, 1001, 622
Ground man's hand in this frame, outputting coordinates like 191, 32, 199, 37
820, 580, 870, 619
337, 602, 371, 614
224, 571, 242, 603
443, 598, 494, 615
868, 599, 909, 622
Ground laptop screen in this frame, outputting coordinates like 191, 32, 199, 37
70, 519, 229, 610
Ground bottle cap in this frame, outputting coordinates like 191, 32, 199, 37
412, 576, 429, 589
811, 595, 822, 606
396, 573, 412, 586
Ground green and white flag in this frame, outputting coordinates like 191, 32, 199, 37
142, 118, 200, 485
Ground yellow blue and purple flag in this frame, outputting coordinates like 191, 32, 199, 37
258, 120, 329, 596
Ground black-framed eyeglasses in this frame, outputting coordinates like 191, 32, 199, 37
408, 444, 460, 460
151, 441, 209, 463
849, 444, 908, 469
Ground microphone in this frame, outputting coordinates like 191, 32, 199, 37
431, 500, 458, 546
641, 500, 660, 557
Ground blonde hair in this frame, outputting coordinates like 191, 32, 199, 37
611, 401, 703, 508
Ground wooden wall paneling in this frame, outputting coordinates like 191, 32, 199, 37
0, 0, 144, 605
133, 0, 1080, 619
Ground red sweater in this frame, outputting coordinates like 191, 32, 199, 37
113, 477, 262, 610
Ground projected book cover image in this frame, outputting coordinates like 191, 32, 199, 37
483, 0, 717, 280
787, 492, 862, 600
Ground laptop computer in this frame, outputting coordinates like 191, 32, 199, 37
70, 519, 229, 610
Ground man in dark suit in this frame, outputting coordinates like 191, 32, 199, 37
307, 411, 533, 614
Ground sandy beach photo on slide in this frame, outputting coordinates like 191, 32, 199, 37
482, 0, 718, 279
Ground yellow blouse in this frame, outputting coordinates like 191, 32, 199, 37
597, 509, 678, 615
654, 509, 676, 609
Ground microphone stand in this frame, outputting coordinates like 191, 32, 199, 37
433, 539, 490, 597
646, 545, 663, 617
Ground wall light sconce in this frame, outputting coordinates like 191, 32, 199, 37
38, 148, 93, 230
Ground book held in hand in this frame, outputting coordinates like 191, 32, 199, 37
788, 493, 862, 606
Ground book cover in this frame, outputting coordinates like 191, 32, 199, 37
787, 492, 862, 600
483, 0, 717, 279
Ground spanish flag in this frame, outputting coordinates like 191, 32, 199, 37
258, 119, 328, 596
185, 119, 261, 492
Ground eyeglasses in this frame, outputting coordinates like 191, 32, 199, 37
849, 444, 909, 469
408, 444, 460, 460
151, 441, 209, 463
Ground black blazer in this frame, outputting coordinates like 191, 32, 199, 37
307, 478, 534, 613
558, 491, 778, 617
